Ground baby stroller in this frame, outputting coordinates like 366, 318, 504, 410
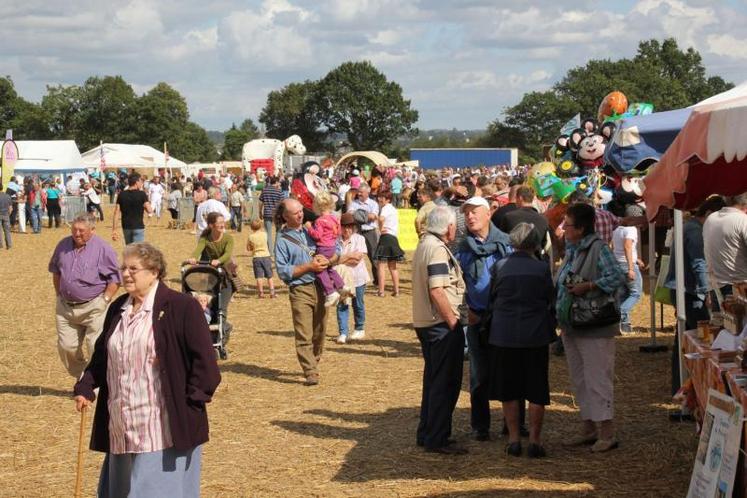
181, 262, 231, 360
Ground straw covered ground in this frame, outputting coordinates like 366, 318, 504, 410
0, 206, 697, 497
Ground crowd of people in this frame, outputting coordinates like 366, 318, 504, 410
19, 156, 744, 495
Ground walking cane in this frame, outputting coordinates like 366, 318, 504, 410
74, 405, 88, 498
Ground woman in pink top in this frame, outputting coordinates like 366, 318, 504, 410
305, 191, 345, 306
74, 242, 220, 497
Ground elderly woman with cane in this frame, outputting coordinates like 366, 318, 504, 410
73, 242, 221, 497
555, 203, 625, 453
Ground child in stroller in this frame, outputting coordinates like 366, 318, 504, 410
181, 263, 231, 359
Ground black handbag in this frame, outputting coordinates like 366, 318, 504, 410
567, 239, 620, 329
569, 290, 620, 329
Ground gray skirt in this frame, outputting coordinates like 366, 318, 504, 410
98, 445, 202, 498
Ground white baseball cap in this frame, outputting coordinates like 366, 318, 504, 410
461, 196, 490, 211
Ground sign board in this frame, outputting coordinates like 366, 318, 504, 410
1, 138, 19, 187
687, 389, 743, 498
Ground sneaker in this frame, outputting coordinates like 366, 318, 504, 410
350, 329, 365, 340
336, 335, 347, 344
324, 291, 340, 307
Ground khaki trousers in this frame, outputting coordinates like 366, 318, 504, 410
562, 334, 615, 422
289, 282, 327, 376
55, 294, 107, 379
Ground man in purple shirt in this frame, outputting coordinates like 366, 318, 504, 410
48, 213, 121, 378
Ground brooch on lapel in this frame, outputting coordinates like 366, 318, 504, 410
158, 310, 165, 320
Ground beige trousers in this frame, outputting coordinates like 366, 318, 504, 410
289, 282, 327, 376
55, 294, 107, 379
562, 334, 616, 422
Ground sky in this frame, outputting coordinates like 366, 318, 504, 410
3, 0, 747, 132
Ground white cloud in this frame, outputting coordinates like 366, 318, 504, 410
707, 34, 747, 60
219, 0, 315, 68
1, 0, 747, 131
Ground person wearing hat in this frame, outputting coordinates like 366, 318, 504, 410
349, 169, 362, 190
454, 196, 512, 442
336, 212, 370, 344
348, 185, 381, 287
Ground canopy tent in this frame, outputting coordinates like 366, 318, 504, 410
12, 140, 84, 175
605, 108, 692, 174
335, 151, 392, 169
602, 109, 692, 352
640, 81, 747, 400
80, 144, 187, 175
643, 81, 747, 220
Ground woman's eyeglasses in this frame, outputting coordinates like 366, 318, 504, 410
119, 266, 147, 275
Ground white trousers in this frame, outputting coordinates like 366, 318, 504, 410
562, 334, 616, 422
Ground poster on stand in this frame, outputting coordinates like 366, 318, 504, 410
687, 389, 743, 498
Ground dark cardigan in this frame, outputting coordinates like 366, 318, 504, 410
74, 281, 221, 453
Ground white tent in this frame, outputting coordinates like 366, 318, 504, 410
14, 140, 84, 175
80, 144, 187, 174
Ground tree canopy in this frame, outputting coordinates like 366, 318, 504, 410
221, 119, 260, 160
488, 38, 733, 161
259, 81, 327, 152
315, 61, 418, 151
0, 76, 219, 162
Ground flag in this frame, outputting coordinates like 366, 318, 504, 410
560, 113, 581, 136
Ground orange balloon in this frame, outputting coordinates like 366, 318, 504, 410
597, 91, 628, 122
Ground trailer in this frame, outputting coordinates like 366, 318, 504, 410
410, 148, 518, 169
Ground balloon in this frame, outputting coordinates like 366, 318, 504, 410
597, 91, 628, 122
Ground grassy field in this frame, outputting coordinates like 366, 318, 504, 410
0, 206, 696, 497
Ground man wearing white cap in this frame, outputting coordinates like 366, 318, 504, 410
455, 196, 512, 441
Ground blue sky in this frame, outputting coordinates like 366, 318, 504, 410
3, 0, 747, 132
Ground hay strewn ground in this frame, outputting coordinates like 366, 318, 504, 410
0, 206, 696, 497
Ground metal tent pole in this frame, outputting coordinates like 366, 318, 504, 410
641, 221, 667, 352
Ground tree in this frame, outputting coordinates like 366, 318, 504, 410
259, 80, 327, 151
75, 76, 138, 150
315, 61, 418, 151
172, 122, 218, 163
492, 38, 734, 160
135, 82, 190, 153
41, 84, 82, 139
221, 119, 260, 160
0, 76, 50, 138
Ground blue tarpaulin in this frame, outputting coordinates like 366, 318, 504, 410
605, 108, 692, 173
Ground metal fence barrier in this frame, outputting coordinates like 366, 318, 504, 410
62, 196, 87, 225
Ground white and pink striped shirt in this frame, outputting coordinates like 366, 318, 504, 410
107, 283, 173, 454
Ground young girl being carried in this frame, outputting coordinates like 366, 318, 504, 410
305, 191, 347, 306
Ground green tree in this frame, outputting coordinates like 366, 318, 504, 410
493, 38, 734, 160
41, 84, 82, 139
74, 76, 139, 150
135, 82, 190, 152
0, 76, 50, 138
315, 61, 418, 150
259, 80, 327, 151
172, 121, 218, 163
221, 119, 260, 160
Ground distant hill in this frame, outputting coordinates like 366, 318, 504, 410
207, 130, 224, 145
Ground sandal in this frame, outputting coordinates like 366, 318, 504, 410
376, 291, 385, 297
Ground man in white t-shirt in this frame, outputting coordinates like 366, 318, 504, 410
611, 225, 642, 333
195, 187, 231, 238
703, 192, 747, 297
148, 176, 166, 220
